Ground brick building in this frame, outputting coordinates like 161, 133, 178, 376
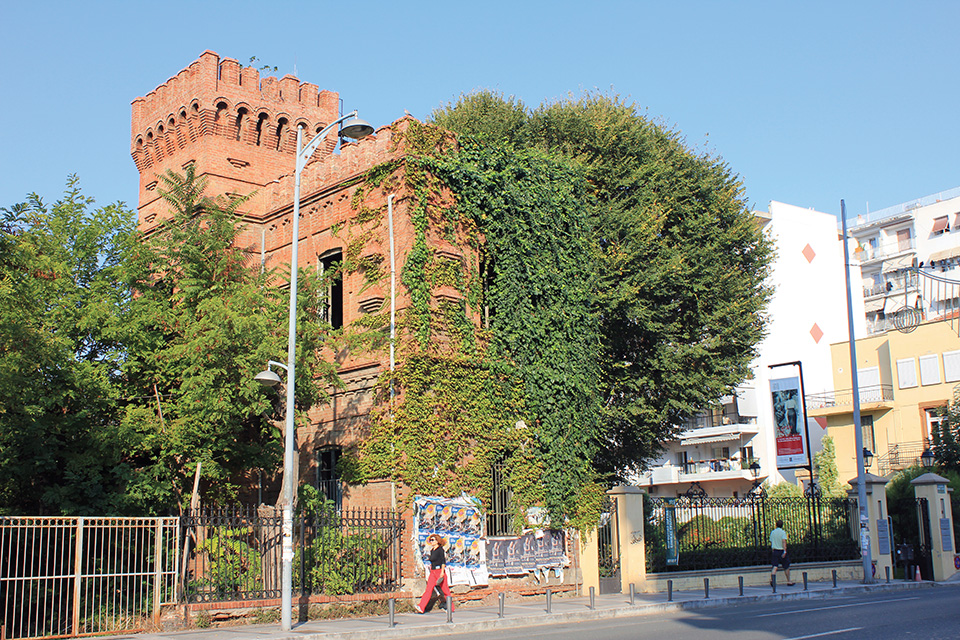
130, 51, 478, 523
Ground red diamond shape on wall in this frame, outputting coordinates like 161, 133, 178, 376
802, 244, 816, 263
810, 323, 824, 343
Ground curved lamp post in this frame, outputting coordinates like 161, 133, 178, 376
256, 112, 374, 631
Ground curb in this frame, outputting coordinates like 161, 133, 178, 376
278, 581, 940, 640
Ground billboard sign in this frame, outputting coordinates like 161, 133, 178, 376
770, 376, 808, 468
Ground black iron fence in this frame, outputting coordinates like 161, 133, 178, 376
181, 506, 404, 603
645, 494, 859, 572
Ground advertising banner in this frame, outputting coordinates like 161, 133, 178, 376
665, 500, 679, 566
770, 376, 808, 468
413, 495, 488, 585
486, 530, 567, 580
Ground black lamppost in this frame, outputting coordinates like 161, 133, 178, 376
921, 448, 935, 468
862, 447, 874, 470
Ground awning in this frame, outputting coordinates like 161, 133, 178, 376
928, 245, 960, 263
881, 254, 915, 273
884, 292, 919, 314
864, 297, 885, 313
932, 216, 950, 233
683, 434, 747, 445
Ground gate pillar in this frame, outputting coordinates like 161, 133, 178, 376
911, 473, 956, 581
579, 527, 600, 593
847, 473, 892, 581
607, 485, 647, 592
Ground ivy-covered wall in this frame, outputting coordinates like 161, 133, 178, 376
339, 122, 605, 531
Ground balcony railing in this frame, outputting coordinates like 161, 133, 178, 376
875, 440, 929, 476
680, 458, 746, 476
805, 384, 894, 410
855, 238, 916, 263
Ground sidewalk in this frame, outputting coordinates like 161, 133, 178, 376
118, 578, 948, 640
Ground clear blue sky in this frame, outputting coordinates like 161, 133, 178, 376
2, 1, 957, 220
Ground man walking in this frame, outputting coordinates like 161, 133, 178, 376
770, 520, 795, 586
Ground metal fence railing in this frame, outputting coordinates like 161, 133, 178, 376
0, 517, 179, 639
181, 506, 404, 603
805, 385, 895, 410
645, 495, 859, 573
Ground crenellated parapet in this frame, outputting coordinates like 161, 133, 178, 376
130, 50, 340, 227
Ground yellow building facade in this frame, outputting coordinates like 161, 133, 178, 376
808, 320, 960, 484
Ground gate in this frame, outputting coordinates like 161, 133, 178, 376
597, 495, 620, 594
0, 517, 179, 639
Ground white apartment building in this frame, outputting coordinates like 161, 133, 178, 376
850, 186, 960, 335
636, 201, 864, 497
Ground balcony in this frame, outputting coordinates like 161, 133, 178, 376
855, 238, 916, 264
679, 458, 755, 483
806, 384, 895, 415
875, 440, 929, 476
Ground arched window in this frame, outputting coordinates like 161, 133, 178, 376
235, 107, 247, 141
255, 113, 268, 146
275, 118, 288, 151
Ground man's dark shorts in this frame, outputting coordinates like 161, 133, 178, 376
771, 550, 790, 569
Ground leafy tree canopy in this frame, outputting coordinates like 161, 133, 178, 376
432, 91, 772, 477
0, 177, 135, 514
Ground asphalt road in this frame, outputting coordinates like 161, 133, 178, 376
418, 588, 960, 640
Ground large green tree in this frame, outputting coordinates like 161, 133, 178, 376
118, 166, 339, 512
0, 178, 135, 514
432, 91, 772, 477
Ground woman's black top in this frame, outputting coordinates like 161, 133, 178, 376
429, 545, 446, 570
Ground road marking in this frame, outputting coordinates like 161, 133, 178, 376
782, 628, 863, 640
756, 596, 919, 617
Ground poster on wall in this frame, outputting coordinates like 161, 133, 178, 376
770, 376, 808, 468
413, 495, 489, 586
486, 530, 567, 580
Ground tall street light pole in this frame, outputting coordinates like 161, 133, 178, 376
258, 111, 374, 630
840, 199, 874, 584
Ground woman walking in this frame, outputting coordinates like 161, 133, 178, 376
417, 534, 454, 613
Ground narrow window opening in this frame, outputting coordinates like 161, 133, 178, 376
276, 118, 288, 151
255, 113, 268, 146
319, 250, 344, 329
235, 107, 247, 141
316, 446, 342, 510
481, 251, 494, 329
487, 457, 512, 536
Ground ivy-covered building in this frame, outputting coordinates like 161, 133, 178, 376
130, 51, 494, 520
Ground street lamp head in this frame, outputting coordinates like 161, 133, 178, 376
862, 447, 874, 468
750, 460, 760, 479
339, 116, 375, 140
921, 448, 935, 468
254, 368, 282, 388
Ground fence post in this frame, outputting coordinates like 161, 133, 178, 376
911, 473, 956, 581
153, 519, 163, 625
606, 486, 647, 593
848, 473, 892, 583
72, 517, 84, 637
579, 528, 601, 596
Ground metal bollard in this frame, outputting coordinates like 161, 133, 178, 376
771, 573, 777, 593
546, 588, 552, 613
388, 598, 395, 628
704, 577, 710, 599
629, 583, 636, 605
498, 592, 505, 618
885, 566, 891, 583
803, 572, 808, 591
667, 579, 673, 602
832, 569, 837, 588
446, 597, 453, 624
589, 586, 595, 610
738, 576, 744, 596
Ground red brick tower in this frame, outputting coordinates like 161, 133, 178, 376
130, 50, 339, 231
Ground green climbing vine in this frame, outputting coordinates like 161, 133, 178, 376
339, 121, 605, 531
